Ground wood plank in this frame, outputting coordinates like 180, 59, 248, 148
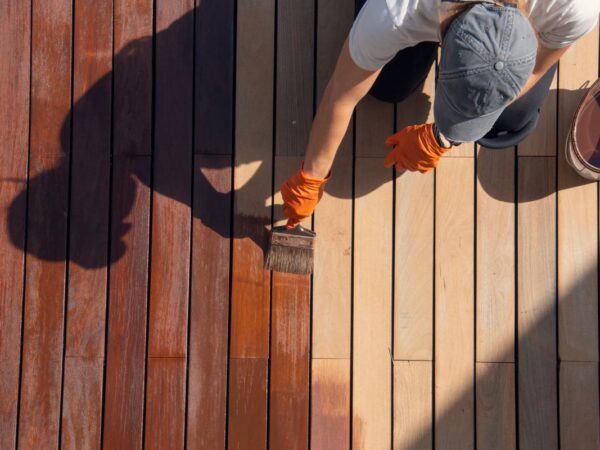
393, 65, 435, 361
186, 155, 231, 449
61, 0, 112, 446
228, 0, 274, 448
0, 1, 30, 447
310, 359, 350, 450
17, 0, 72, 447
393, 361, 432, 450
148, 0, 193, 358
517, 156, 557, 450
312, 0, 353, 361
557, 25, 599, 362
559, 362, 600, 449
103, 156, 151, 450
434, 157, 474, 450
228, 358, 268, 450
61, 357, 104, 450
476, 363, 516, 450
476, 146, 515, 362
113, 0, 153, 156
353, 96, 393, 447
144, 358, 186, 449
195, 0, 235, 154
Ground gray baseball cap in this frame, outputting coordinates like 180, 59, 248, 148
433, 2, 537, 143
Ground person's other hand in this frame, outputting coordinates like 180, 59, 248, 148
280, 162, 331, 229
384, 123, 451, 173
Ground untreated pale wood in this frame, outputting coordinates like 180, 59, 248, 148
517, 156, 557, 450
195, 0, 235, 154
18, 0, 72, 447
353, 96, 394, 448
393, 361, 432, 450
434, 157, 474, 450
103, 156, 151, 450
228, 358, 268, 450
559, 362, 600, 449
311, 359, 350, 450
187, 155, 231, 449
144, 358, 186, 450
0, 2, 30, 447
557, 25, 599, 362
476, 146, 515, 362
148, 0, 193, 358
61, 0, 112, 446
394, 65, 435, 361
476, 363, 516, 450
312, 0, 353, 360
518, 72, 557, 156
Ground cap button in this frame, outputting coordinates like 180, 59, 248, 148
494, 61, 505, 71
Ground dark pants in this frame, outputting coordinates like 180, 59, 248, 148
355, 0, 556, 149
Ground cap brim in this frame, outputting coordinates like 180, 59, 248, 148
433, 84, 505, 143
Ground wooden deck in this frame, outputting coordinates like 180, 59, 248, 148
1, 1, 599, 448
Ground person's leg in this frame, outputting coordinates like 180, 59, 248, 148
476, 64, 558, 149
355, 0, 437, 103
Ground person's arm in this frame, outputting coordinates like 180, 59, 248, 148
302, 37, 381, 178
513, 43, 569, 100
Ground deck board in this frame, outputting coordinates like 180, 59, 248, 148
0, 2, 599, 448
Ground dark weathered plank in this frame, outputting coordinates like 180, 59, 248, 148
61, 0, 113, 447
144, 358, 186, 449
228, 358, 268, 450
17, 0, 72, 447
195, 0, 235, 154
187, 155, 231, 449
0, 2, 30, 447
103, 156, 151, 450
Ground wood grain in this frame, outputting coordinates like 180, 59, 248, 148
0, 1, 30, 447
434, 157, 475, 450
18, 0, 71, 447
103, 156, 151, 450
517, 156, 557, 450
393, 361, 432, 450
557, 25, 599, 362
187, 155, 231, 449
311, 359, 350, 450
476, 146, 515, 362
476, 363, 516, 450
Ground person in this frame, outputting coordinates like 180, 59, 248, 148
280, 0, 599, 230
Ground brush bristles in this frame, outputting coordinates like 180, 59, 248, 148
265, 244, 314, 274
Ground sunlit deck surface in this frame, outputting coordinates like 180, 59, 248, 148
1, 1, 600, 448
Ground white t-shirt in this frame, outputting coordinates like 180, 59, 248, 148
349, 0, 600, 71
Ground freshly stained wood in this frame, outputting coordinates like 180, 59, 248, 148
187, 155, 231, 449
144, 358, 186, 449
476, 146, 515, 362
61, 0, 112, 446
103, 156, 151, 450
434, 157, 475, 450
311, 359, 350, 450
354, 96, 394, 448
18, 0, 71, 447
517, 156, 557, 450
0, 1, 30, 447
557, 25, 599, 362
559, 362, 600, 449
312, 0, 353, 360
195, 0, 235, 154
476, 363, 516, 450
393, 361, 432, 450
394, 65, 435, 361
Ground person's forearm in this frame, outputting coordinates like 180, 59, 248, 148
302, 88, 357, 179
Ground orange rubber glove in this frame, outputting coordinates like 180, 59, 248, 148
384, 123, 451, 173
280, 162, 331, 229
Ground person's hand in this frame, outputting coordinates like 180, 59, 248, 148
281, 162, 331, 229
384, 123, 451, 173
